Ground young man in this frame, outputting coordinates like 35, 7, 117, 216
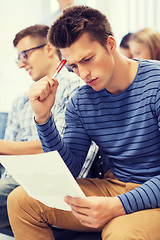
8, 6, 160, 240
0, 24, 97, 228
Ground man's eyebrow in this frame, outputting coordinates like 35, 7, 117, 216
68, 54, 92, 67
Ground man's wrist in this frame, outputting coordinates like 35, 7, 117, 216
35, 112, 51, 125
112, 197, 126, 218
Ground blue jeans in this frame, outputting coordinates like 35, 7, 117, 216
0, 176, 19, 227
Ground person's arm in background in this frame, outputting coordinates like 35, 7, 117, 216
0, 139, 42, 155
0, 94, 43, 155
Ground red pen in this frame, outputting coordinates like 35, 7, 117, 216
52, 59, 67, 79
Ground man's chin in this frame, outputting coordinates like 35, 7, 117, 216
32, 76, 40, 82
91, 85, 104, 92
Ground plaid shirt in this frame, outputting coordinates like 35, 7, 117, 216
3, 67, 98, 178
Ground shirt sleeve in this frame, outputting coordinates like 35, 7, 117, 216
118, 175, 160, 214
4, 98, 21, 141
4, 95, 39, 142
118, 81, 160, 214
36, 94, 92, 178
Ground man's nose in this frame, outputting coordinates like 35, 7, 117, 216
79, 66, 91, 80
18, 60, 25, 68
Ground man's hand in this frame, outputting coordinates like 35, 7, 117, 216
28, 76, 59, 124
65, 196, 125, 229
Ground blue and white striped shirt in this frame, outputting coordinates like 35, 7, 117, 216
36, 59, 160, 214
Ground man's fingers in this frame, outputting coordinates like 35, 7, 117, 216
65, 196, 91, 217
65, 196, 88, 208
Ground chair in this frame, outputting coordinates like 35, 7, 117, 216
0, 226, 14, 237
52, 227, 102, 240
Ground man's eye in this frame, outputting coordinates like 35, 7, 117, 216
71, 64, 78, 69
85, 56, 93, 62
20, 52, 27, 60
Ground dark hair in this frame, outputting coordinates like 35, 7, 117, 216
48, 5, 114, 49
13, 24, 61, 60
13, 24, 49, 47
120, 32, 132, 49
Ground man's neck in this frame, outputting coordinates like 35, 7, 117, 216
106, 52, 139, 94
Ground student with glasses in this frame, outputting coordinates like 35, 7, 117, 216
0, 24, 97, 229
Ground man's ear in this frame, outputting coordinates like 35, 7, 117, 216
106, 36, 117, 53
45, 43, 55, 57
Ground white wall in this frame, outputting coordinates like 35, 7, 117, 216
97, 0, 160, 45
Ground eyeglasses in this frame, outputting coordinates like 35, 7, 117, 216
16, 44, 46, 64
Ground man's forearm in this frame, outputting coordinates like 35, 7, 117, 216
118, 175, 160, 214
0, 139, 43, 155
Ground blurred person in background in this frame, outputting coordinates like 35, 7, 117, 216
119, 32, 133, 58
129, 27, 160, 60
44, 0, 75, 26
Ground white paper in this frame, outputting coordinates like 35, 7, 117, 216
0, 151, 85, 211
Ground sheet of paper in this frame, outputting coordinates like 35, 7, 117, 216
0, 151, 85, 211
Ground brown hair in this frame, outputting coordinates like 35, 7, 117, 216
13, 24, 61, 60
48, 5, 113, 49
129, 28, 160, 60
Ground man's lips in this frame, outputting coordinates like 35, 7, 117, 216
86, 78, 98, 85
26, 68, 32, 76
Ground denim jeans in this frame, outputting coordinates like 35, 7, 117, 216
0, 176, 19, 227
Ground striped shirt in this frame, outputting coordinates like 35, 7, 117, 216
3, 67, 98, 178
36, 59, 160, 214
